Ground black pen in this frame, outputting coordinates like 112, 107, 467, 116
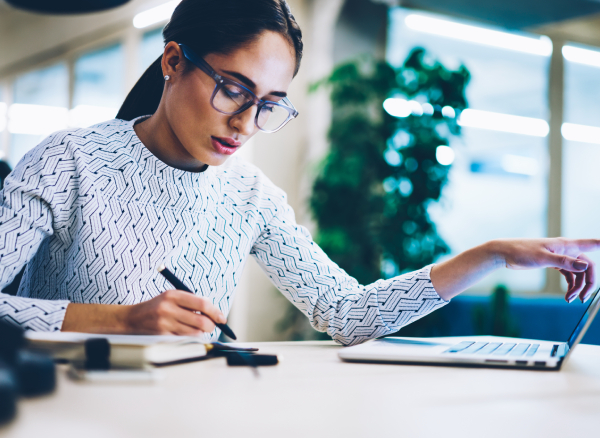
157, 264, 237, 340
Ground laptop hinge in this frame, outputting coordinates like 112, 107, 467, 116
552, 343, 568, 358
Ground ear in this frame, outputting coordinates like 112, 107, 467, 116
161, 41, 186, 79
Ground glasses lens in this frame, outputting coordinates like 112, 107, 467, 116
213, 83, 253, 113
257, 103, 291, 132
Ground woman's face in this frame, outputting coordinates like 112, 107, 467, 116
161, 31, 296, 167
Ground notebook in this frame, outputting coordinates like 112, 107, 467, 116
25, 332, 210, 368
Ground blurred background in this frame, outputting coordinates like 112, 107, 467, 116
1, 0, 600, 343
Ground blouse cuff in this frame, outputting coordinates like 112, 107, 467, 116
0, 295, 70, 332
423, 263, 450, 303
376, 264, 450, 332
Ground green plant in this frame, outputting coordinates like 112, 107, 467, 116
311, 48, 469, 284
276, 48, 470, 340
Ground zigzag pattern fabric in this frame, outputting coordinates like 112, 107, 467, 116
0, 117, 448, 345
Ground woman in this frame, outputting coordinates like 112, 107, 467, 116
0, 0, 597, 345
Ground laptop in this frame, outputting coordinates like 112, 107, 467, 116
339, 289, 600, 370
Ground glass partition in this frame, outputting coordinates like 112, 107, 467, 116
139, 28, 164, 75
387, 8, 549, 292
72, 43, 124, 127
0, 87, 5, 157
10, 63, 69, 166
562, 43, 600, 276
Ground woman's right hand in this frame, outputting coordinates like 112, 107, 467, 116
62, 290, 227, 336
124, 290, 227, 335
431, 238, 600, 303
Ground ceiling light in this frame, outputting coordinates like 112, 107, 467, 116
421, 102, 434, 116
383, 98, 411, 118
408, 100, 423, 116
561, 123, 600, 144
405, 14, 552, 56
436, 146, 455, 165
441, 106, 456, 118
458, 109, 549, 137
562, 45, 600, 69
133, 1, 179, 29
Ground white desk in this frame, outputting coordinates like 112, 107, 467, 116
3, 338, 600, 438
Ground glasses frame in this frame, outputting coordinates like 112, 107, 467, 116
178, 43, 299, 133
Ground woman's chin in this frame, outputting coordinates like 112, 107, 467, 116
193, 150, 233, 168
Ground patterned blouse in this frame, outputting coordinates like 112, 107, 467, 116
0, 117, 447, 345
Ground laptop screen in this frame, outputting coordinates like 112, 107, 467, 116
567, 289, 600, 349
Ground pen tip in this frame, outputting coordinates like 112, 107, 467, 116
157, 264, 166, 272
225, 328, 237, 340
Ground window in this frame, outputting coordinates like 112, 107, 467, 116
387, 8, 550, 292
3, 43, 125, 168
10, 63, 69, 166
562, 43, 600, 271
139, 28, 164, 75
0, 87, 5, 157
71, 43, 124, 127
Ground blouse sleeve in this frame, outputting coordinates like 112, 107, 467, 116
250, 199, 449, 346
0, 136, 71, 331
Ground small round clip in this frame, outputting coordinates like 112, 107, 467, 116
164, 75, 171, 81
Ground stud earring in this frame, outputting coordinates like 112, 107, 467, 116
164, 75, 171, 81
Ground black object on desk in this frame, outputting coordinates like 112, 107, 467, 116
84, 339, 111, 370
0, 321, 56, 425
157, 265, 237, 340
0, 360, 18, 425
15, 350, 56, 396
226, 352, 279, 367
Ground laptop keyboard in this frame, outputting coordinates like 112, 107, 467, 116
444, 341, 540, 357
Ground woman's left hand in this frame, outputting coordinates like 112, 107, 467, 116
497, 238, 600, 303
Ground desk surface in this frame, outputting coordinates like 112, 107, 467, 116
3, 338, 600, 438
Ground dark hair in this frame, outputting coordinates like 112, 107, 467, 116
0, 160, 11, 190
117, 0, 303, 121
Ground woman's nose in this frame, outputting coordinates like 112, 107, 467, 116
230, 106, 257, 136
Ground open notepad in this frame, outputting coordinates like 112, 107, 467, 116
25, 332, 211, 368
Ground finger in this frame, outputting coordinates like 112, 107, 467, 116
568, 238, 600, 253
568, 271, 586, 302
546, 253, 589, 272
161, 307, 212, 335
171, 321, 205, 336
559, 269, 574, 297
174, 292, 226, 324
578, 254, 597, 303
174, 307, 216, 333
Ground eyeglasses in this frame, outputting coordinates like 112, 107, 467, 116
178, 43, 299, 133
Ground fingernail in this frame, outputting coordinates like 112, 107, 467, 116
567, 294, 576, 303
583, 294, 591, 303
573, 260, 589, 270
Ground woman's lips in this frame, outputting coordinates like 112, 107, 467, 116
211, 136, 241, 155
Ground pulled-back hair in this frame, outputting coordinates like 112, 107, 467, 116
117, 0, 303, 121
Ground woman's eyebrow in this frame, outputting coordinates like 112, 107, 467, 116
222, 70, 287, 98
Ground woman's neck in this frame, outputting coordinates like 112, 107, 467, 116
133, 108, 208, 173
